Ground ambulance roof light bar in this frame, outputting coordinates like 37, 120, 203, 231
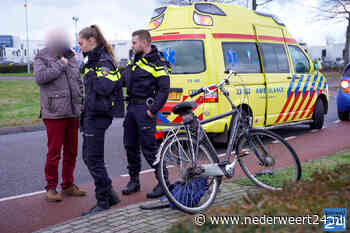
151, 7, 167, 20
255, 11, 285, 26
194, 2, 226, 16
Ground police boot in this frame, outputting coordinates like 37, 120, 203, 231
146, 165, 170, 199
82, 200, 110, 216
122, 175, 140, 195
108, 188, 121, 207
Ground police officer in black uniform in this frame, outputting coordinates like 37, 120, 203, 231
78, 25, 124, 215
122, 30, 170, 198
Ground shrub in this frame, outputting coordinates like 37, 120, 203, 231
0, 64, 33, 73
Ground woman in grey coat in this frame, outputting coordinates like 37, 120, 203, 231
34, 29, 86, 202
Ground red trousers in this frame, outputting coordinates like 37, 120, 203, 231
43, 118, 79, 191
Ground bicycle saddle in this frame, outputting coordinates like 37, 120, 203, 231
172, 102, 197, 115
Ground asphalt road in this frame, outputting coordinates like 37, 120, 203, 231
0, 91, 339, 199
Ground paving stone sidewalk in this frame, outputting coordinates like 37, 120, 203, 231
34, 182, 258, 233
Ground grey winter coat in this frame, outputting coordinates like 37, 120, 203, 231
34, 48, 83, 119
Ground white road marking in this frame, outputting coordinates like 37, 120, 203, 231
285, 136, 296, 141
0, 165, 178, 203
120, 166, 175, 177
0, 190, 45, 203
140, 169, 155, 174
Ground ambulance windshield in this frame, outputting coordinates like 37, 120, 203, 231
153, 40, 205, 74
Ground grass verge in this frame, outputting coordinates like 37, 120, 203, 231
232, 150, 350, 187
0, 80, 41, 127
0, 73, 34, 77
168, 150, 350, 233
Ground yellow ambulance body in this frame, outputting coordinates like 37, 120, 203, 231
149, 2, 328, 142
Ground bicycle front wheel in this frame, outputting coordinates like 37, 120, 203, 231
236, 129, 301, 191
159, 135, 221, 214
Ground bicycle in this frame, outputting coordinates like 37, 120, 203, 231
156, 70, 302, 214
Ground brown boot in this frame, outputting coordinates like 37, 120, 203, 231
62, 184, 86, 196
46, 189, 62, 202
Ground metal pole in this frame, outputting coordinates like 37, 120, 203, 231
72, 17, 79, 52
25, 0, 30, 73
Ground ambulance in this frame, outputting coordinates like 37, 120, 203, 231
149, 2, 329, 143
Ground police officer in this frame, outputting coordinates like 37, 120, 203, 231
122, 30, 170, 198
78, 25, 124, 215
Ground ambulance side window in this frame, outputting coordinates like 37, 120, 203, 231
288, 45, 310, 73
260, 43, 290, 73
222, 42, 261, 73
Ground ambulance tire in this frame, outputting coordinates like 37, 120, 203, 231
338, 111, 349, 121
310, 99, 325, 129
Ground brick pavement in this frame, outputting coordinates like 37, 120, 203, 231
34, 182, 258, 233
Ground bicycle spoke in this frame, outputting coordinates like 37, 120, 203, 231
237, 129, 301, 191
159, 135, 220, 214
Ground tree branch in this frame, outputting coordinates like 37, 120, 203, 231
257, 0, 274, 6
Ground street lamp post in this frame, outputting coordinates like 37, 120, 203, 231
72, 17, 79, 52
24, 0, 30, 73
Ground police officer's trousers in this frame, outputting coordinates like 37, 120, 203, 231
82, 116, 113, 207
123, 104, 160, 177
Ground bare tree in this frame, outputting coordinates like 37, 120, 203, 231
157, 0, 276, 9
317, 0, 350, 65
226, 0, 277, 10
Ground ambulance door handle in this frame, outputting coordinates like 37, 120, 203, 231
287, 76, 299, 80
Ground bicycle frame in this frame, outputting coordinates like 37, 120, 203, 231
185, 71, 246, 177
159, 71, 251, 178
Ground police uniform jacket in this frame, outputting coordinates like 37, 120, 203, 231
82, 45, 123, 118
123, 45, 170, 115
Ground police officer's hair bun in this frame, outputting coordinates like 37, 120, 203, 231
79, 25, 118, 65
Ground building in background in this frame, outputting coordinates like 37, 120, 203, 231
111, 40, 131, 67
307, 43, 347, 69
0, 35, 131, 65
0, 35, 45, 64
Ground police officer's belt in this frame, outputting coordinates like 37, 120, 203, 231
128, 97, 148, 105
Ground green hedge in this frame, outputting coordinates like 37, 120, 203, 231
0, 64, 33, 73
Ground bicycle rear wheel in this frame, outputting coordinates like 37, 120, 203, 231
236, 129, 301, 190
159, 135, 221, 214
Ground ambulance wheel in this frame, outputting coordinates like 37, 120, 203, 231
338, 111, 349, 121
310, 99, 324, 129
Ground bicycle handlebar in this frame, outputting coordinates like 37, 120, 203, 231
189, 70, 236, 99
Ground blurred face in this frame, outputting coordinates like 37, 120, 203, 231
132, 35, 148, 55
45, 28, 70, 52
78, 36, 97, 53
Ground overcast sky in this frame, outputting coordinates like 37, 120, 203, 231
0, 0, 347, 46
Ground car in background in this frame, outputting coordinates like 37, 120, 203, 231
337, 63, 350, 120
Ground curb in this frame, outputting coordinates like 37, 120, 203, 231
0, 123, 45, 135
